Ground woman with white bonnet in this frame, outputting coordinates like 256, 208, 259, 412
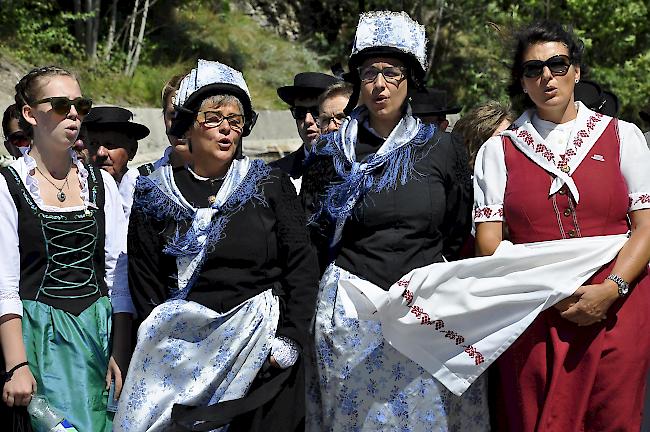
302, 11, 489, 431
115, 59, 318, 432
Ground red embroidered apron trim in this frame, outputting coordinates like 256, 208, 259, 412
400, 285, 486, 366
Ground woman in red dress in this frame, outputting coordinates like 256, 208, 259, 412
474, 21, 650, 431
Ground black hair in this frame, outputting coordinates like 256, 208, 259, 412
508, 21, 585, 106
2, 104, 21, 138
14, 66, 77, 137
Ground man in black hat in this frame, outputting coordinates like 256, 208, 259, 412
574, 79, 620, 117
272, 72, 340, 191
410, 87, 462, 132
83, 106, 150, 184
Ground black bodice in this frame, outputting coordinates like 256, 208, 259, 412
0, 164, 107, 315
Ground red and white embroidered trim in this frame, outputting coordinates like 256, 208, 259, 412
473, 206, 503, 221
632, 194, 650, 207
400, 285, 486, 366
513, 112, 604, 173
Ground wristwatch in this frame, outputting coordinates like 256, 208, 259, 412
606, 274, 630, 297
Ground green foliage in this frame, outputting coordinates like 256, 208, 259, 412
0, 0, 648, 123
159, 0, 326, 109
0, 0, 82, 63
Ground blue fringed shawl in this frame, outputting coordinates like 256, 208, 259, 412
313, 105, 436, 245
133, 157, 271, 298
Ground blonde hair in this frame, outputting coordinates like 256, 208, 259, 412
453, 101, 516, 169
161, 73, 186, 112
14, 66, 77, 137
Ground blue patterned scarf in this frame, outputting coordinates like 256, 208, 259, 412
134, 157, 271, 298
313, 105, 436, 245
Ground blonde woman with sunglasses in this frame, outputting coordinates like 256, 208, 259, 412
0, 66, 134, 431
474, 21, 650, 431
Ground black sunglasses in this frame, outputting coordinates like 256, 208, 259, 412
5, 131, 30, 146
522, 55, 572, 78
32, 96, 93, 116
290, 105, 319, 120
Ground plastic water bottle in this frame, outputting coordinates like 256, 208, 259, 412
27, 394, 79, 431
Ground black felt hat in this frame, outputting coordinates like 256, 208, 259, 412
599, 89, 620, 117
277, 72, 341, 106
83, 106, 150, 140
574, 80, 604, 111
410, 88, 462, 116
640, 110, 650, 123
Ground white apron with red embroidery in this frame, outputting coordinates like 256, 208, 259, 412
337, 234, 628, 396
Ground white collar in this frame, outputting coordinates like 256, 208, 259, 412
502, 101, 612, 203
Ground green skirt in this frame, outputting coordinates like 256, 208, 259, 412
22, 297, 113, 432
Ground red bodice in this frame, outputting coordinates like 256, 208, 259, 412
503, 119, 629, 244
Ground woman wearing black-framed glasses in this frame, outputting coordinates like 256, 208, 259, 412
2, 104, 28, 164
0, 66, 133, 431
474, 21, 650, 432
301, 11, 486, 432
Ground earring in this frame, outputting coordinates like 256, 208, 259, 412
575, 79, 579, 84
523, 88, 528, 94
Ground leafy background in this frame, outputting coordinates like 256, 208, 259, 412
1, 0, 648, 126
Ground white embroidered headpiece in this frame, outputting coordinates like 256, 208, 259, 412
175, 59, 251, 107
351, 11, 428, 72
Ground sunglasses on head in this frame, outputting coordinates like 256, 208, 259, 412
522, 55, 572, 78
5, 131, 30, 147
32, 96, 93, 116
290, 105, 319, 120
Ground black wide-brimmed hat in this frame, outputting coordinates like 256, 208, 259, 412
574, 80, 620, 117
277, 72, 340, 106
410, 88, 462, 116
599, 89, 620, 117
574, 80, 603, 111
83, 106, 150, 140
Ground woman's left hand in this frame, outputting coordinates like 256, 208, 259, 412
105, 356, 123, 400
560, 281, 619, 326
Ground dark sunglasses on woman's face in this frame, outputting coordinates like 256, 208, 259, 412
5, 131, 30, 147
521, 55, 572, 78
32, 96, 93, 116
290, 106, 319, 121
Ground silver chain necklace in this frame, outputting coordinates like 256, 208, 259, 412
35, 165, 71, 202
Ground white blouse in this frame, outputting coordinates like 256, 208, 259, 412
118, 145, 174, 221
474, 103, 650, 223
0, 151, 135, 317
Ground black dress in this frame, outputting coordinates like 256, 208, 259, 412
301, 124, 472, 284
127, 165, 319, 431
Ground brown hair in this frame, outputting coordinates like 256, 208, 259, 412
14, 66, 77, 137
452, 101, 516, 169
161, 73, 187, 112
318, 82, 354, 109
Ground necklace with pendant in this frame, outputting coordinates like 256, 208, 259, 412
35, 165, 71, 202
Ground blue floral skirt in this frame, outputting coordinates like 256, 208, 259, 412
307, 264, 490, 431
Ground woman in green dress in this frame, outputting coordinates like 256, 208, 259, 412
0, 66, 134, 431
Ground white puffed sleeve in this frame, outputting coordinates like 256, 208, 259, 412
618, 120, 650, 211
101, 170, 135, 315
473, 136, 507, 223
118, 166, 139, 221
0, 175, 22, 317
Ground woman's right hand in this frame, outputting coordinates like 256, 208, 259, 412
3, 365, 36, 407
553, 295, 579, 312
